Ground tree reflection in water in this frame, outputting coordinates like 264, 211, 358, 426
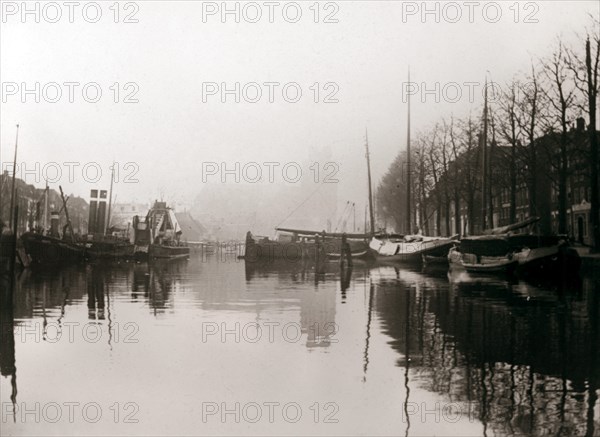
370, 265, 600, 436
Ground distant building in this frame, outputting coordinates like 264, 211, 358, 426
430, 120, 598, 245
0, 172, 88, 236
174, 210, 207, 243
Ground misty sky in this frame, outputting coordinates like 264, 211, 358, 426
1, 1, 598, 228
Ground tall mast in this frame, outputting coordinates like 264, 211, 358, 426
481, 78, 489, 231
8, 125, 20, 232
406, 67, 412, 234
105, 163, 115, 235
488, 106, 495, 229
365, 128, 375, 235
43, 182, 49, 232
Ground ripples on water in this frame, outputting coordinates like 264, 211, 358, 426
1, 254, 599, 436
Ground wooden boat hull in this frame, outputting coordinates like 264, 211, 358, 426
135, 244, 190, 260
370, 237, 456, 264
0, 233, 15, 260
514, 245, 581, 277
460, 234, 580, 277
21, 232, 85, 265
422, 254, 449, 265
462, 258, 518, 274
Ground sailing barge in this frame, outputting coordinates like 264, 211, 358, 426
369, 233, 458, 264
453, 218, 581, 275
244, 229, 371, 262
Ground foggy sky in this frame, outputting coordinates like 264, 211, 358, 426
1, 1, 597, 231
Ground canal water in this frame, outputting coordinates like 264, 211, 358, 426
1, 254, 599, 436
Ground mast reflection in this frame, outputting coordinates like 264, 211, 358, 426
370, 266, 600, 436
0, 271, 17, 421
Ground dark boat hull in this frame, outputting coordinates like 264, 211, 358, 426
515, 245, 581, 277
21, 232, 85, 265
244, 239, 370, 263
460, 234, 580, 277
84, 241, 135, 260
462, 259, 518, 274
0, 233, 16, 272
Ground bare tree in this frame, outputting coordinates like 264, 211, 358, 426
514, 64, 552, 233
540, 39, 578, 235
497, 79, 522, 225
457, 115, 481, 235
567, 16, 600, 249
447, 116, 462, 236
427, 125, 443, 236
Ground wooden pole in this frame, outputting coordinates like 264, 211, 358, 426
8, 125, 19, 232
59, 186, 74, 241
365, 129, 375, 235
481, 80, 488, 231
10, 199, 19, 274
406, 67, 412, 235
43, 183, 49, 233
488, 107, 495, 228
105, 163, 115, 235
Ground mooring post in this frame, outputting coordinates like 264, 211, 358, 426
339, 233, 345, 269
344, 233, 353, 268
315, 233, 326, 274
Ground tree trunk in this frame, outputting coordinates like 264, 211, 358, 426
454, 190, 461, 236
436, 199, 442, 236
467, 193, 475, 235
444, 198, 451, 237
510, 141, 517, 224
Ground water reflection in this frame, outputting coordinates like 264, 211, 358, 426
0, 270, 17, 421
0, 256, 598, 436
371, 265, 600, 436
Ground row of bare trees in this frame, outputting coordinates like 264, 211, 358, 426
376, 18, 600, 248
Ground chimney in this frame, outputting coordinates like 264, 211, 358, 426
577, 117, 585, 131
50, 212, 60, 237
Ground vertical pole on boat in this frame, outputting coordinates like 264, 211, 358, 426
105, 163, 115, 235
488, 104, 495, 229
406, 67, 412, 235
365, 129, 375, 235
59, 186, 74, 242
481, 78, 488, 231
353, 203, 356, 232
43, 182, 49, 233
8, 125, 19, 232
10, 195, 19, 274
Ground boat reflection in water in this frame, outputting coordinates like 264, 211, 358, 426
1, 254, 598, 436
0, 270, 17, 423
370, 265, 599, 436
